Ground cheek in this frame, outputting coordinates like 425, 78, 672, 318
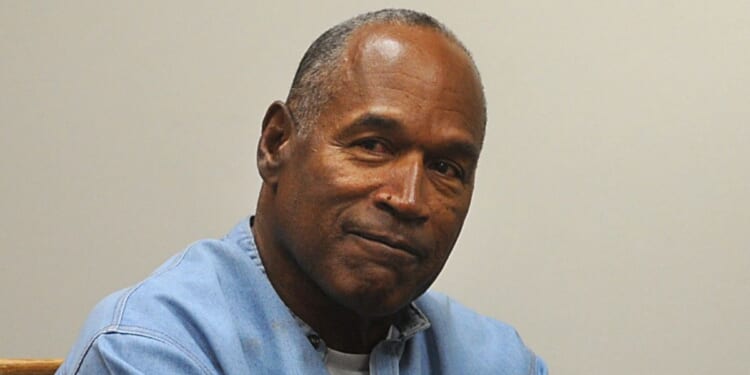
308, 153, 381, 200
427, 196, 471, 256
279, 152, 376, 247
432, 192, 471, 228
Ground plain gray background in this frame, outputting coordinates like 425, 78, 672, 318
2, 1, 748, 374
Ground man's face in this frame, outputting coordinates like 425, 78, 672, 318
271, 24, 485, 317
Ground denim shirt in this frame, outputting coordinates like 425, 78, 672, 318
57, 218, 547, 374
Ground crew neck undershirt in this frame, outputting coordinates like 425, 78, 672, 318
324, 347, 370, 375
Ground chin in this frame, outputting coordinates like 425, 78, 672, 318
327, 276, 414, 318
345, 297, 408, 319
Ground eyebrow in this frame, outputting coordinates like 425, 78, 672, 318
345, 112, 481, 161
335, 113, 402, 142
445, 140, 480, 163
349, 113, 402, 132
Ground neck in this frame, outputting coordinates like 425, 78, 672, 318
252, 200, 395, 353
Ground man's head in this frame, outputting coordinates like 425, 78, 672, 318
254, 9, 485, 320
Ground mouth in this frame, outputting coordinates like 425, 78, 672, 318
349, 230, 422, 259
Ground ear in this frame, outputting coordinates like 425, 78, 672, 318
257, 101, 295, 187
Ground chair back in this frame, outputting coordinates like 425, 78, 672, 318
0, 359, 62, 375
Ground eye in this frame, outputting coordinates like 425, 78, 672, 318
428, 160, 464, 180
354, 138, 390, 154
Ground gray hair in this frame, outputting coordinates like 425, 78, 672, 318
286, 8, 485, 134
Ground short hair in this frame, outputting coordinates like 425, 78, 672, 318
286, 8, 485, 134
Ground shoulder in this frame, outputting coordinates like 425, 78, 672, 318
416, 291, 520, 341
413, 291, 547, 375
59, 238, 256, 374
106, 237, 249, 331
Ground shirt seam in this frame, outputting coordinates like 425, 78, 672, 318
70, 324, 212, 375
112, 244, 194, 326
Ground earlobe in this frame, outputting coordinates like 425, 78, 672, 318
257, 101, 295, 187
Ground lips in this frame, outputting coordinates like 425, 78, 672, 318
348, 229, 423, 259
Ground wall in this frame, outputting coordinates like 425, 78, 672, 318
1, 1, 748, 374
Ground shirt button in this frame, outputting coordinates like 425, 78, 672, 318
308, 334, 321, 349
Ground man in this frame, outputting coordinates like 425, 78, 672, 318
58, 9, 546, 374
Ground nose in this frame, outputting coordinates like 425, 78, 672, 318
374, 155, 429, 223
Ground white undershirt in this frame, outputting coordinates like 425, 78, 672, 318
324, 347, 370, 375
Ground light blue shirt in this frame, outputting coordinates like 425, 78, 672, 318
57, 218, 547, 374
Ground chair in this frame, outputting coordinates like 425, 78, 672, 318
0, 359, 62, 375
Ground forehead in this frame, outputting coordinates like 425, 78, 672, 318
328, 23, 485, 143
347, 24, 474, 76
